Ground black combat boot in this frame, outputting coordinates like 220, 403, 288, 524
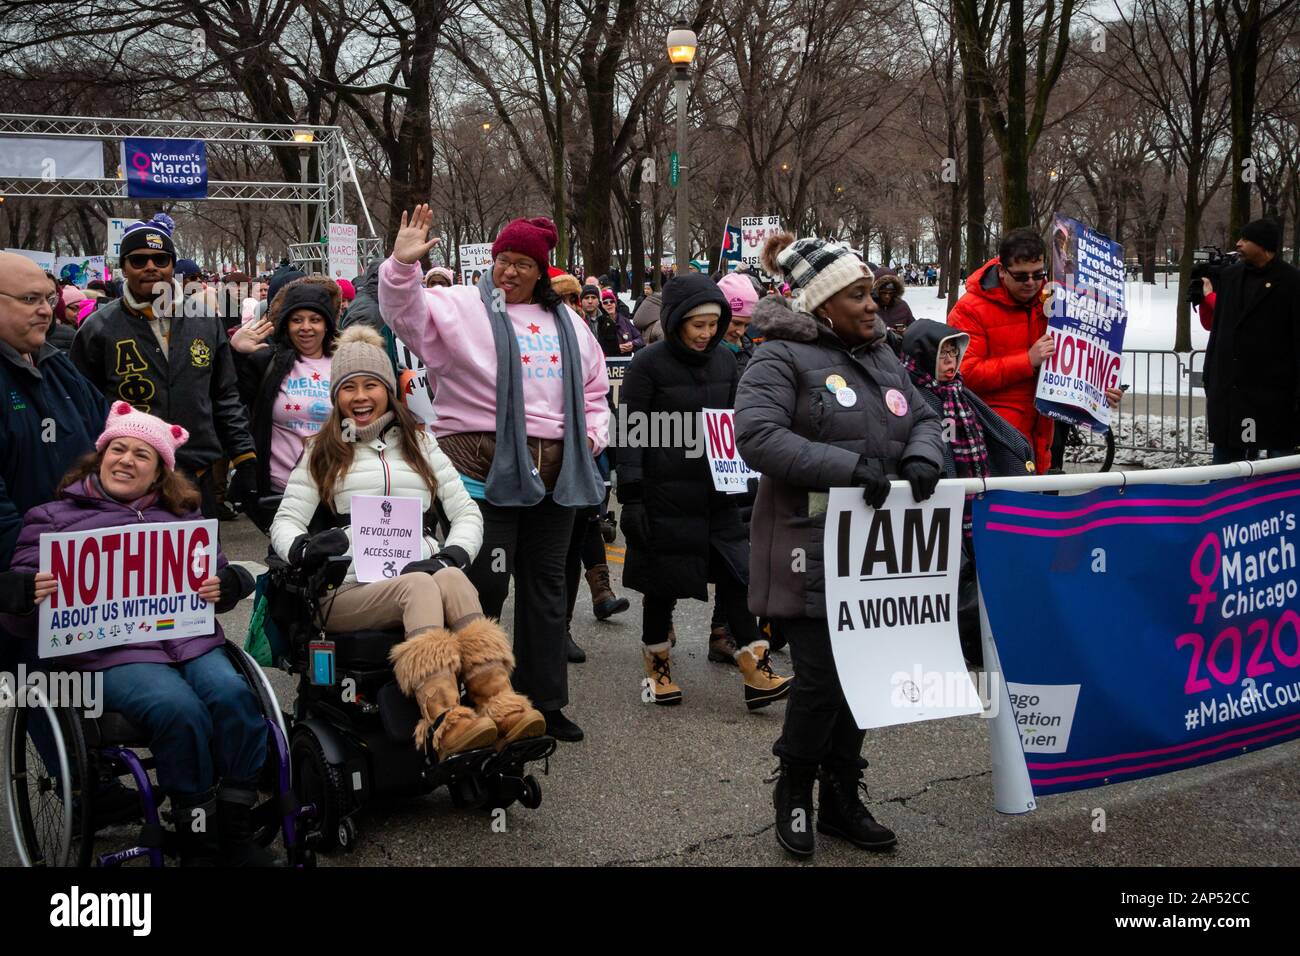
816, 769, 897, 851
773, 762, 817, 857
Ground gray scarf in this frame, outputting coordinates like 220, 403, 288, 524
478, 272, 603, 508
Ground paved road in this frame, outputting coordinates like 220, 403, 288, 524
3, 512, 1296, 867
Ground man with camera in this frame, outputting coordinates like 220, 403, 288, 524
1201, 218, 1300, 463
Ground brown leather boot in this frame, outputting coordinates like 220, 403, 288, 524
735, 640, 794, 711
390, 627, 498, 757
456, 618, 546, 749
642, 642, 683, 705
708, 624, 739, 665
585, 564, 630, 620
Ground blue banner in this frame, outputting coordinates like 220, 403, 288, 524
721, 223, 742, 264
1036, 213, 1127, 431
973, 470, 1300, 796
121, 138, 208, 200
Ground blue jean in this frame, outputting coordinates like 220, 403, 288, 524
99, 649, 266, 800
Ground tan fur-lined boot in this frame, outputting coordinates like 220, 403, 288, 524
642, 642, 683, 705
456, 618, 547, 749
389, 627, 498, 757
736, 640, 794, 711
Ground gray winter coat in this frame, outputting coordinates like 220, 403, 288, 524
735, 296, 945, 619
340, 259, 383, 331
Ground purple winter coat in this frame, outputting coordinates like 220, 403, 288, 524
3, 479, 237, 671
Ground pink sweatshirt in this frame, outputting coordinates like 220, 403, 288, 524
379, 257, 610, 453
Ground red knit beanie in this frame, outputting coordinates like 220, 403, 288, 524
491, 217, 559, 271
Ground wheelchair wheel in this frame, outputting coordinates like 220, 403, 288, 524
291, 731, 346, 852
2, 689, 94, 867
519, 775, 542, 811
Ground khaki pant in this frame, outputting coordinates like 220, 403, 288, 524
322, 568, 484, 636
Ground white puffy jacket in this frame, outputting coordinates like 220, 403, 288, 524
271, 423, 484, 588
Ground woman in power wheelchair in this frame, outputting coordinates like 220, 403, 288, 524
0, 403, 290, 867
266, 326, 554, 848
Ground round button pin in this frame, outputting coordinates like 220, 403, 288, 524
836, 386, 857, 407
825, 374, 847, 393
885, 388, 909, 416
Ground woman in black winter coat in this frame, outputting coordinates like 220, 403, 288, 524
736, 233, 945, 860
617, 273, 793, 711
229, 276, 340, 530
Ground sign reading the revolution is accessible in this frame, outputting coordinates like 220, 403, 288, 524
121, 138, 208, 200
824, 483, 978, 729
1036, 212, 1127, 432
350, 495, 423, 582
38, 520, 217, 659
701, 408, 758, 493
972, 468, 1300, 796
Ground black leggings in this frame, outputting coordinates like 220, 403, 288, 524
641, 549, 757, 647
771, 616, 866, 775
565, 506, 609, 623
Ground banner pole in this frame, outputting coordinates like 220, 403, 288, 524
978, 579, 1037, 815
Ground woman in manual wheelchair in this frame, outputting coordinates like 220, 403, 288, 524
270, 325, 547, 760
1, 402, 277, 866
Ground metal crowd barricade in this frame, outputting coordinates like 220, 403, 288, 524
1109, 349, 1213, 466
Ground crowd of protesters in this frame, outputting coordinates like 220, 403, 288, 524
0, 203, 1294, 865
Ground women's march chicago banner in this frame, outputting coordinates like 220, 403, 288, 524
973, 469, 1300, 795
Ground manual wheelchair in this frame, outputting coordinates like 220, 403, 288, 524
1, 641, 306, 867
260, 549, 555, 855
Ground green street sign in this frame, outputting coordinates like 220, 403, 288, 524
670, 151, 679, 188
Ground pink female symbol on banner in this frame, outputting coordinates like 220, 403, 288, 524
130, 150, 152, 181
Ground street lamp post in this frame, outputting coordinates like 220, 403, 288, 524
292, 128, 315, 245
667, 21, 697, 276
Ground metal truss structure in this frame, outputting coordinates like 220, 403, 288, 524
0, 114, 379, 271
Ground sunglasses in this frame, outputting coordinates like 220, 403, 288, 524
126, 253, 173, 269
1004, 267, 1047, 283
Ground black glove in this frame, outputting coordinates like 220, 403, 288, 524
228, 458, 258, 509
0, 571, 37, 616
852, 457, 891, 510
620, 502, 651, 549
288, 529, 350, 569
401, 546, 470, 575
214, 565, 254, 613
900, 458, 942, 502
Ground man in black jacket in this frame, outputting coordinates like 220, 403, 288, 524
70, 216, 257, 518
1203, 218, 1300, 462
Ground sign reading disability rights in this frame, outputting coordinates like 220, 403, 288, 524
823, 484, 979, 729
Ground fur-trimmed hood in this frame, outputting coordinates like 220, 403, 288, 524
750, 292, 886, 347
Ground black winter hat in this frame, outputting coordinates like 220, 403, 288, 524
1240, 217, 1282, 253
276, 282, 337, 331
119, 213, 177, 265
267, 263, 307, 303
660, 274, 731, 357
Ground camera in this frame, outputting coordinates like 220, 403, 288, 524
1187, 247, 1239, 306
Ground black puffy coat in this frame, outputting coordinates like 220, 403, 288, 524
1202, 256, 1300, 449
617, 275, 748, 600
735, 295, 945, 619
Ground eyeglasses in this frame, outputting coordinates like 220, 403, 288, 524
1004, 267, 1047, 283
0, 290, 58, 309
494, 255, 536, 274
126, 253, 174, 269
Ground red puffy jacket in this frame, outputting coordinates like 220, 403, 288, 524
946, 257, 1053, 472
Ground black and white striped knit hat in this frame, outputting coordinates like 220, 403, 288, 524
760, 233, 869, 314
